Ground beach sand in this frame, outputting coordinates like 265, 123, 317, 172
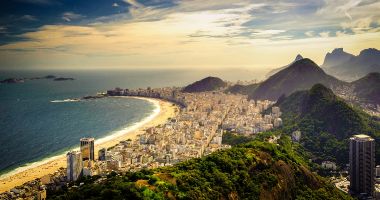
0, 97, 178, 193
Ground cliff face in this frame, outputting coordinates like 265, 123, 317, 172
322, 48, 354, 68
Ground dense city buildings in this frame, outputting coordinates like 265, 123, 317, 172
66, 151, 83, 182
93, 88, 282, 171
1, 88, 283, 199
349, 134, 376, 199
80, 138, 95, 161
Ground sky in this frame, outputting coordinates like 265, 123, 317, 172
0, 0, 379, 70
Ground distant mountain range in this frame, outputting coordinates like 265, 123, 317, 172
322, 48, 380, 81
184, 53, 379, 105
249, 58, 343, 101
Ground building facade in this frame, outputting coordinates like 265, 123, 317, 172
98, 148, 106, 161
349, 134, 375, 198
66, 151, 83, 182
80, 138, 95, 161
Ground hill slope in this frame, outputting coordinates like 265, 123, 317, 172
48, 141, 351, 200
250, 58, 343, 101
274, 84, 380, 166
351, 72, 380, 104
265, 54, 303, 78
182, 77, 227, 93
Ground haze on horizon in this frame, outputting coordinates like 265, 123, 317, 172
0, 0, 380, 70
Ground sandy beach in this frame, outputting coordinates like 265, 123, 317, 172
0, 97, 178, 193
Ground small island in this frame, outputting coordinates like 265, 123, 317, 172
53, 77, 75, 81
0, 75, 74, 84
0, 78, 25, 84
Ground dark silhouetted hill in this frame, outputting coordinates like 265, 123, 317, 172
182, 76, 227, 93
274, 84, 380, 166
250, 58, 343, 101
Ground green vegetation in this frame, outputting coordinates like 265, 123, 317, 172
222, 131, 254, 146
48, 137, 351, 200
275, 84, 380, 166
47, 83, 380, 200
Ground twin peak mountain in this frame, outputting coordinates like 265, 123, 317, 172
183, 49, 380, 104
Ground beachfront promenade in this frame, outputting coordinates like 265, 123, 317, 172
0, 87, 282, 199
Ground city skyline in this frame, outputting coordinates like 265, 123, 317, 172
1, 0, 380, 70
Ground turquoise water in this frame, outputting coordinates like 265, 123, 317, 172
0, 69, 263, 175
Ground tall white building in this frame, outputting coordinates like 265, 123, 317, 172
66, 151, 83, 182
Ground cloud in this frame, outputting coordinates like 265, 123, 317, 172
20, 15, 38, 21
1, 0, 380, 69
62, 12, 85, 22
335, 31, 347, 37
0, 26, 7, 34
341, 17, 380, 34
123, 0, 143, 8
317, 0, 380, 20
305, 31, 314, 37
319, 31, 330, 38
112, 3, 119, 7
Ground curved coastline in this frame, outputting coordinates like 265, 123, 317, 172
0, 97, 177, 193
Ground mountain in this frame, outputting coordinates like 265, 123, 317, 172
48, 140, 351, 200
274, 84, 380, 166
321, 48, 354, 68
325, 48, 380, 81
182, 76, 227, 93
249, 58, 343, 101
351, 72, 380, 104
265, 54, 303, 78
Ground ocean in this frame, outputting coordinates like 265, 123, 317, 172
0, 68, 266, 177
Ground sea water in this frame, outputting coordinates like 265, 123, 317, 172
0, 68, 265, 176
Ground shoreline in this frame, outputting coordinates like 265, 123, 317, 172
0, 97, 178, 193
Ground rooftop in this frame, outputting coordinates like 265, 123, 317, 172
350, 134, 374, 141
80, 138, 95, 142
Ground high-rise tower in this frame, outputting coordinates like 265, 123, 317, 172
80, 138, 95, 161
349, 134, 375, 198
66, 151, 83, 182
